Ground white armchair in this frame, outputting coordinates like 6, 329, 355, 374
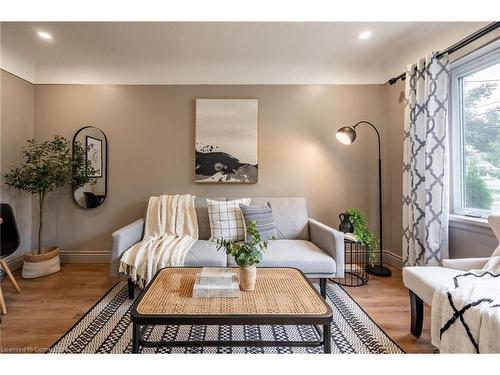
402, 214, 500, 337
442, 257, 490, 271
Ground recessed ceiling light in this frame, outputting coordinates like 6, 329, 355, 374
37, 31, 52, 40
358, 31, 372, 40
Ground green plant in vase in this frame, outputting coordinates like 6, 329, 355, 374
215, 221, 275, 290
346, 208, 378, 266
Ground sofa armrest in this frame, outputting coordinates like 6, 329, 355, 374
110, 218, 145, 277
442, 257, 490, 271
308, 218, 345, 278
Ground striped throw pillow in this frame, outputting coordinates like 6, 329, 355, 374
239, 202, 276, 241
207, 198, 250, 242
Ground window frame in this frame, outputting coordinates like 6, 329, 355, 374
450, 39, 500, 219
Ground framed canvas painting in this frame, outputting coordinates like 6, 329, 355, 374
195, 99, 258, 183
86, 135, 103, 178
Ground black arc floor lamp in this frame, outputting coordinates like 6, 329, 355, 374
336, 121, 391, 277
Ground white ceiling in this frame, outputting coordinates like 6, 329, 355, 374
0, 22, 489, 84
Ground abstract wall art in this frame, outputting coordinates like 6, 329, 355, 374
195, 99, 258, 183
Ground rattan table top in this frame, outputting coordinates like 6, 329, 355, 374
135, 267, 329, 316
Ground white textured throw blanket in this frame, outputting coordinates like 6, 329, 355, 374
431, 256, 500, 353
119, 194, 198, 288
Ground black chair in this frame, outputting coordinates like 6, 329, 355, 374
1, 203, 20, 256
83, 192, 101, 209
0, 203, 22, 315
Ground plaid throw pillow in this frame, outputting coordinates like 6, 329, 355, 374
207, 198, 251, 241
239, 202, 276, 241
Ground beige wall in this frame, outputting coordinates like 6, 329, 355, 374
5, 72, 495, 265
32, 84, 387, 261
0, 70, 34, 260
382, 80, 405, 259
5, 33, 500, 267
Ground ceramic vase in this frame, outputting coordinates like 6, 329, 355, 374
239, 265, 257, 291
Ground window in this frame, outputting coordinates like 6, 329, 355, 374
451, 41, 500, 218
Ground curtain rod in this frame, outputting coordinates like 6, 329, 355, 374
388, 22, 500, 85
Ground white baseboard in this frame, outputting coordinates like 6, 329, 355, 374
5, 249, 402, 270
4, 255, 25, 272
372, 250, 403, 270
59, 251, 110, 264
383, 250, 403, 270
2, 252, 109, 273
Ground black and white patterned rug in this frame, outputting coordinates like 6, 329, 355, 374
48, 282, 404, 354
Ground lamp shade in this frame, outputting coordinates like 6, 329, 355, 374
336, 126, 357, 145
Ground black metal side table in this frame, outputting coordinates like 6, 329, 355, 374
331, 239, 369, 287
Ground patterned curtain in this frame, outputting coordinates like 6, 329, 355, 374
402, 52, 450, 267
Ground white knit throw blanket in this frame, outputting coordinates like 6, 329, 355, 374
119, 194, 198, 288
431, 256, 500, 353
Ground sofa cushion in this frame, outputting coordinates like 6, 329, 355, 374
249, 198, 309, 240
227, 239, 336, 276
239, 202, 276, 241
184, 240, 227, 267
207, 198, 250, 241
195, 197, 226, 240
402, 266, 463, 305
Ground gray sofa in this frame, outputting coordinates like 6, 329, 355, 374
111, 197, 345, 298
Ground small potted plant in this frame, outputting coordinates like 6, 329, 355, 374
4, 135, 95, 278
215, 221, 275, 291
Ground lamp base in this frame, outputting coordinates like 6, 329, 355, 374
365, 264, 392, 277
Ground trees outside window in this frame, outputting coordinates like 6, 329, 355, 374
452, 48, 500, 217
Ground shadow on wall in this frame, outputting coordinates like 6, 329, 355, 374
1, 187, 32, 258
110, 201, 148, 230
398, 90, 405, 104
29, 84, 387, 260
38, 186, 115, 256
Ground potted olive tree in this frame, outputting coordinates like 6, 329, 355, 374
4, 135, 94, 278
215, 221, 275, 291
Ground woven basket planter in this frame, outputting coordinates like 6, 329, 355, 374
22, 246, 61, 279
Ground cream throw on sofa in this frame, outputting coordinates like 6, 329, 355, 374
119, 194, 198, 288
431, 256, 500, 353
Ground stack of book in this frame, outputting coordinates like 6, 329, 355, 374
344, 232, 359, 242
192, 267, 240, 298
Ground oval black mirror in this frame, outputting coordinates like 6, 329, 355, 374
72, 126, 108, 209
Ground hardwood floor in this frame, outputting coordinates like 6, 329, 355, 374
343, 267, 433, 353
0, 263, 434, 353
0, 264, 116, 353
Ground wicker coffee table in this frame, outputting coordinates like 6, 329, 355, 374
130, 267, 333, 353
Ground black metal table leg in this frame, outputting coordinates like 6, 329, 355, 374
319, 278, 327, 298
128, 278, 135, 300
132, 322, 140, 353
323, 324, 331, 354
134, 323, 331, 351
